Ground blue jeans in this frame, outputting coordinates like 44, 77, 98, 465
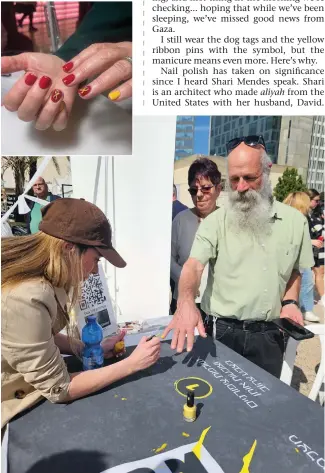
299, 269, 314, 312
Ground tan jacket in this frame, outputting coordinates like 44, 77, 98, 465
1, 279, 71, 427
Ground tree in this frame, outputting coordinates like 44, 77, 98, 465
273, 167, 307, 202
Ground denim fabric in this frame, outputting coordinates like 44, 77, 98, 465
299, 268, 314, 312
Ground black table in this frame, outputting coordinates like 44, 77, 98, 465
7, 336, 324, 473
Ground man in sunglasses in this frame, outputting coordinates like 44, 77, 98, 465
163, 135, 314, 378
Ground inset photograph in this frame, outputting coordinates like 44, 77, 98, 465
1, 1, 132, 155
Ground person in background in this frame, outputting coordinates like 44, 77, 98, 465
163, 136, 314, 378
172, 184, 188, 221
283, 192, 319, 323
307, 189, 324, 307
1, 198, 160, 428
170, 184, 188, 312
26, 177, 61, 234
16, 2, 38, 32
170, 158, 221, 315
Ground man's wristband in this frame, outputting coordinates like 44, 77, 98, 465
281, 299, 299, 308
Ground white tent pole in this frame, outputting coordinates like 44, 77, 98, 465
111, 156, 118, 319
92, 156, 102, 206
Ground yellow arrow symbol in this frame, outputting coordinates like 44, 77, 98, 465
186, 384, 199, 391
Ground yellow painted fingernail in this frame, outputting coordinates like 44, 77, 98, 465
108, 90, 121, 101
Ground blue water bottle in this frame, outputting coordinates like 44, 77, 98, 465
82, 315, 104, 370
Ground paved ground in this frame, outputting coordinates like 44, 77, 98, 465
291, 303, 324, 400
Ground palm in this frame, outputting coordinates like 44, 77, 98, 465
2, 52, 64, 77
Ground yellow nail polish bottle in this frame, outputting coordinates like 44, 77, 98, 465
183, 390, 197, 422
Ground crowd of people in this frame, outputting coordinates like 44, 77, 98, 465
1, 134, 324, 429
167, 135, 324, 378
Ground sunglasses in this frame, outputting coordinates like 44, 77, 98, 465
226, 135, 266, 154
188, 185, 215, 196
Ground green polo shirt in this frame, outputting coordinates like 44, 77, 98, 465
190, 200, 314, 322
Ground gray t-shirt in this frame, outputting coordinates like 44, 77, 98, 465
170, 208, 208, 301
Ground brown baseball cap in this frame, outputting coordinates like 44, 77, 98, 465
39, 198, 126, 268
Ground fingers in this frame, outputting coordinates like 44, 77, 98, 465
108, 79, 132, 102
197, 318, 207, 338
15, 75, 52, 122
147, 337, 161, 347
138, 336, 147, 346
62, 43, 109, 73
171, 328, 180, 351
2, 72, 37, 111
77, 59, 132, 100
176, 330, 186, 353
1, 53, 30, 73
162, 322, 173, 340
62, 47, 123, 88
186, 330, 195, 353
34, 89, 64, 130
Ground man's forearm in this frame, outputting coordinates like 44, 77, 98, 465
178, 258, 203, 304
282, 270, 301, 302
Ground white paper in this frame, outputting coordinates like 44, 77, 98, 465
75, 262, 117, 338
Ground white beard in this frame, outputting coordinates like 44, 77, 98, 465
226, 177, 273, 240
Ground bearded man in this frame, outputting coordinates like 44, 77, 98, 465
163, 136, 314, 378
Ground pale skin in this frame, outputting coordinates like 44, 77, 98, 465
57, 245, 160, 401
163, 144, 304, 353
1, 42, 132, 131
188, 176, 221, 298
32, 177, 48, 199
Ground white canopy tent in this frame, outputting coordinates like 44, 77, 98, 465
70, 116, 176, 322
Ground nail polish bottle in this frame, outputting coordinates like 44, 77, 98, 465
183, 390, 197, 422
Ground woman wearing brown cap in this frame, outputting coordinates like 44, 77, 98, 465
1, 198, 161, 428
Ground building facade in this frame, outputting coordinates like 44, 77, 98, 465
209, 116, 282, 163
175, 116, 210, 160
307, 116, 325, 192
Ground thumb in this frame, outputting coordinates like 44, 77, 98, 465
1, 53, 30, 73
197, 318, 207, 338
138, 336, 147, 346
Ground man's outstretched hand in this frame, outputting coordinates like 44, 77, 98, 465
162, 300, 207, 353
2, 53, 78, 131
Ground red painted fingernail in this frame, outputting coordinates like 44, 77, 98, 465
62, 61, 73, 73
25, 73, 37, 86
78, 85, 91, 97
39, 76, 52, 89
62, 74, 75, 86
51, 89, 64, 103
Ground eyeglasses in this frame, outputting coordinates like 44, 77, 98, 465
188, 185, 215, 196
226, 135, 266, 154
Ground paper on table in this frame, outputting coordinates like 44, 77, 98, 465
1, 73, 132, 155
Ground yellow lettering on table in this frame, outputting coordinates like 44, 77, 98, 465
192, 427, 211, 460
239, 440, 257, 473
186, 384, 199, 391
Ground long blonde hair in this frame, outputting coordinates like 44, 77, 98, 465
283, 192, 311, 216
2, 232, 88, 349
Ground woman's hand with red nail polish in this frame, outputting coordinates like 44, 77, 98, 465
1, 52, 78, 131
61, 41, 132, 102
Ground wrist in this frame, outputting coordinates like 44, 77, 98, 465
124, 356, 138, 375
281, 299, 299, 308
